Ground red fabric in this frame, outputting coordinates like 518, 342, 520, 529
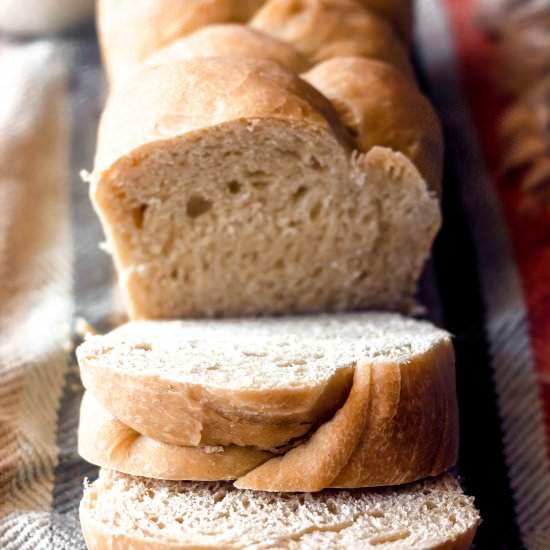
446, 0, 550, 457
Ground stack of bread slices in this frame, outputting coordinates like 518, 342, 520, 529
78, 1, 481, 548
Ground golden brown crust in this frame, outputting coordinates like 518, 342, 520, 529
145, 24, 309, 74
251, 0, 413, 77
234, 364, 372, 491
79, 360, 352, 449
97, 0, 267, 82
332, 340, 459, 488
303, 57, 444, 194
236, 342, 458, 491
78, 393, 273, 480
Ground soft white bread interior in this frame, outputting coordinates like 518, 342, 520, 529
90, 57, 440, 319
96, 0, 267, 82
77, 313, 458, 490
80, 470, 480, 550
250, 0, 413, 77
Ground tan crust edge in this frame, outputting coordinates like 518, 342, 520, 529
237, 340, 458, 491
78, 393, 274, 481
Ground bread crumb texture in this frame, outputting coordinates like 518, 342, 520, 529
77, 313, 449, 391
81, 470, 480, 549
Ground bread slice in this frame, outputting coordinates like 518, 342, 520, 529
80, 470, 480, 549
303, 57, 443, 195
77, 313, 458, 489
90, 56, 440, 319
78, 392, 275, 482
250, 0, 413, 77
145, 24, 309, 74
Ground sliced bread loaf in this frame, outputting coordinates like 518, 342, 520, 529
90, 56, 440, 319
77, 313, 458, 489
80, 469, 479, 549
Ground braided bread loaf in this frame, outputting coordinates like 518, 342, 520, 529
92, 0, 442, 319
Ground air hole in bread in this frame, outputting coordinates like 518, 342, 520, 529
146, 489, 155, 499
449, 514, 457, 525
327, 501, 338, 515
186, 195, 212, 218
425, 500, 436, 510
369, 530, 411, 545
213, 490, 226, 503
292, 185, 308, 202
131, 204, 148, 229
309, 202, 322, 221
247, 169, 269, 178
369, 510, 385, 518
251, 180, 269, 190
226, 180, 241, 194
132, 342, 152, 352
308, 157, 323, 171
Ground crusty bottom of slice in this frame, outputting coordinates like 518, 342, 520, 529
80, 470, 480, 550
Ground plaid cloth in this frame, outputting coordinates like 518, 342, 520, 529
0, 1, 549, 548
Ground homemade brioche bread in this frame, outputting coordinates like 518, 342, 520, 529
145, 24, 309, 73
96, 0, 266, 82
251, 0, 413, 76
80, 470, 480, 550
90, 57, 440, 319
304, 57, 443, 194
77, 314, 458, 489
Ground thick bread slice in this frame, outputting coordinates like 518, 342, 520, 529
251, 0, 413, 77
79, 333, 457, 490
90, 57, 440, 319
97, 0, 267, 83
78, 313, 458, 489
79, 393, 275, 481
80, 470, 480, 549
145, 24, 309, 74
303, 57, 444, 195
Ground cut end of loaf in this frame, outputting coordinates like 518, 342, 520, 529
80, 470, 480, 549
93, 111, 440, 319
